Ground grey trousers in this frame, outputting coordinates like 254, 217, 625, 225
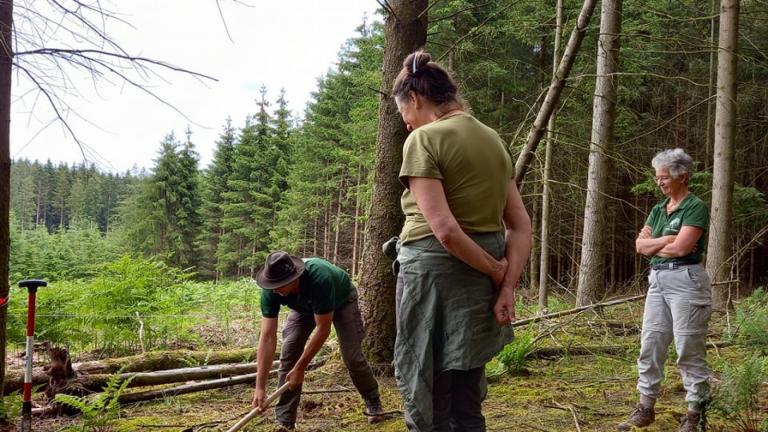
275, 290, 380, 426
636, 264, 712, 404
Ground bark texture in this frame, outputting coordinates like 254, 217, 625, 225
0, 0, 13, 399
538, 0, 564, 312
706, 0, 739, 311
576, 0, 623, 307
358, 0, 427, 371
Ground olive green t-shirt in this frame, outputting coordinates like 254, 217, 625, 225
260, 258, 353, 318
398, 114, 514, 244
645, 194, 709, 265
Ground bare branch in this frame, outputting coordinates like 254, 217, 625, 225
15, 63, 87, 161
429, 2, 494, 24
216, 0, 235, 43
435, 1, 522, 63
375, 0, 399, 22
11, 1, 221, 167
417, 0, 441, 20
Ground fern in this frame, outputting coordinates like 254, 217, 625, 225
55, 370, 135, 432
0, 391, 22, 425
496, 330, 535, 374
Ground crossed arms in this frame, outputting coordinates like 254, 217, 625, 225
635, 225, 704, 257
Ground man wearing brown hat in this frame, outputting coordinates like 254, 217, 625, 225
252, 251, 384, 430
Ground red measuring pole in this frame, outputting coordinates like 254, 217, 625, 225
18, 279, 46, 432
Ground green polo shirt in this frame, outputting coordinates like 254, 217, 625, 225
645, 194, 709, 266
260, 258, 353, 318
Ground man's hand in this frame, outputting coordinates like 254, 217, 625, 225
252, 387, 267, 412
286, 366, 305, 390
493, 286, 516, 325
491, 257, 509, 287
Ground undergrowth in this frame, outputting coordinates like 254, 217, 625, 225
55, 371, 134, 432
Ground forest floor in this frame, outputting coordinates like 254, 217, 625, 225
11, 296, 768, 432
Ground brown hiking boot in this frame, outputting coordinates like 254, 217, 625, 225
617, 404, 655, 431
679, 411, 704, 432
364, 397, 386, 424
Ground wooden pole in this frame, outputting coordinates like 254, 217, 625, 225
225, 382, 291, 432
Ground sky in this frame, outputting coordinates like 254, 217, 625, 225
11, 0, 380, 173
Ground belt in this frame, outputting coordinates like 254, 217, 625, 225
651, 262, 699, 271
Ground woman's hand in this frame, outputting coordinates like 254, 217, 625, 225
493, 285, 516, 325
637, 226, 651, 240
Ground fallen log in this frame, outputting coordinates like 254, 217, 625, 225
74, 348, 258, 374
6, 347, 260, 394
32, 356, 328, 416
78, 360, 279, 392
30, 369, 278, 418
113, 355, 326, 405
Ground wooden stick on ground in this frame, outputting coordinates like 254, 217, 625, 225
512, 294, 646, 328
226, 382, 291, 432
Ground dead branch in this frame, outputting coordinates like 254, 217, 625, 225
528, 345, 629, 359
549, 401, 582, 432
11, 0, 218, 168
512, 294, 646, 328
302, 386, 354, 395
435, 1, 522, 63
527, 340, 732, 360
514, 0, 599, 185
429, 2, 494, 23
417, 0, 442, 19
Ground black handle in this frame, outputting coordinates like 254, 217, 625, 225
18, 279, 47, 292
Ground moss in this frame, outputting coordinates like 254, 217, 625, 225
31, 301, 767, 431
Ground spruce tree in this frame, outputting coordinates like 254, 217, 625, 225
199, 118, 237, 280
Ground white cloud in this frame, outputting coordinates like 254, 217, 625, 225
11, 0, 380, 172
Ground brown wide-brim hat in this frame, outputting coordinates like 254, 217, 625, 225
255, 251, 305, 290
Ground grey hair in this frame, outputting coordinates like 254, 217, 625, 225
651, 148, 694, 178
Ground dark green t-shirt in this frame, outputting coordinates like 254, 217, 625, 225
645, 194, 709, 265
260, 258, 353, 318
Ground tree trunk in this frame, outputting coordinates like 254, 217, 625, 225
514, 0, 599, 184
576, 0, 623, 307
351, 162, 362, 280
538, 0, 564, 313
333, 177, 344, 264
707, 0, 739, 311
705, 0, 717, 167
358, 0, 427, 371
0, 0, 13, 400
529, 175, 539, 292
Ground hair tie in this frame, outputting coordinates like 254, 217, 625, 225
412, 55, 417, 74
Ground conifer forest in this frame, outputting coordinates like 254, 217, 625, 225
1, 1, 767, 431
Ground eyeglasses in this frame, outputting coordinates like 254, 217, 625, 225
654, 176, 672, 183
